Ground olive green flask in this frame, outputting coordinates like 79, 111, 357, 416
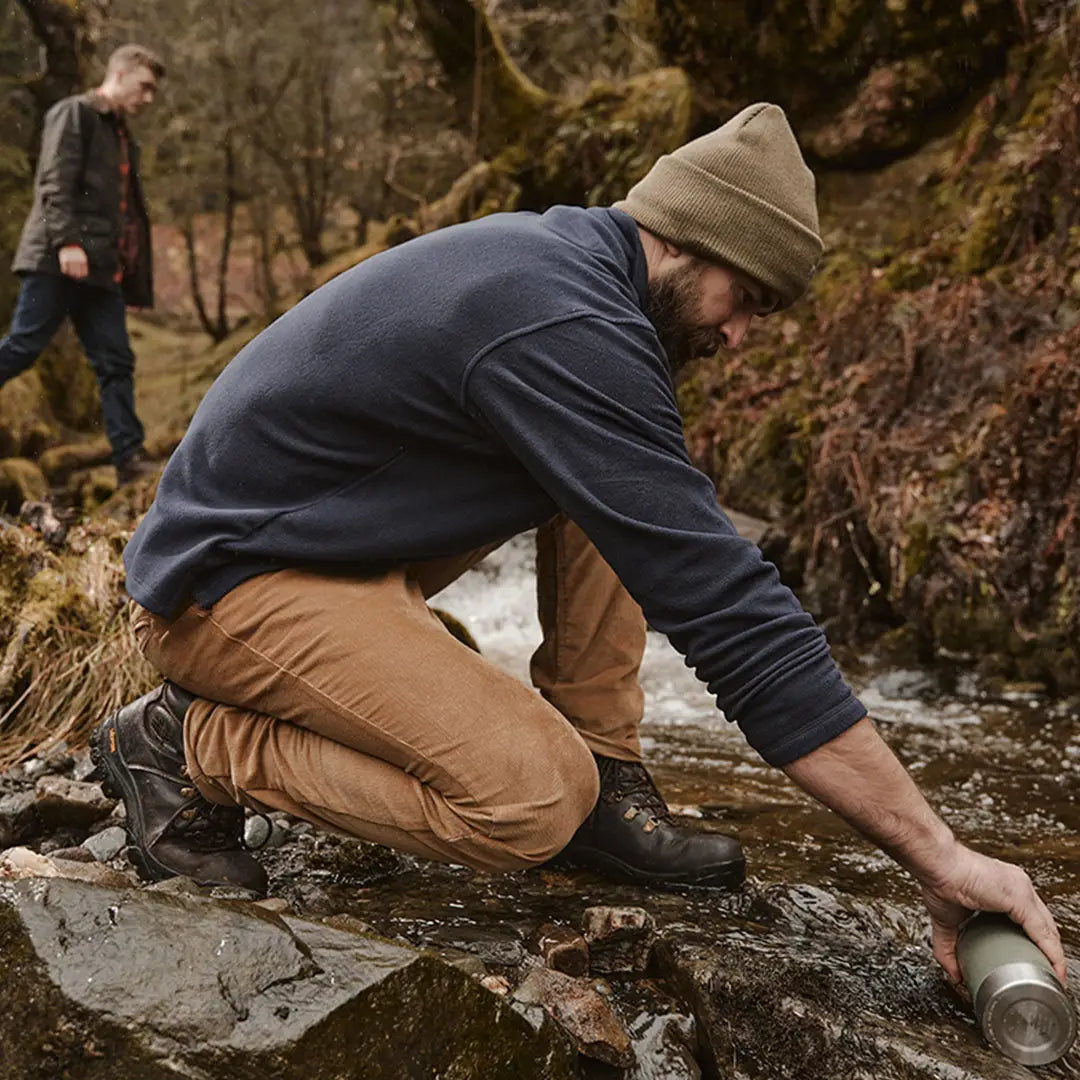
957, 912, 1076, 1066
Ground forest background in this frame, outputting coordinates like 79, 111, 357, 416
0, 0, 1077, 763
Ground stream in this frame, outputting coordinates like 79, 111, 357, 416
264, 534, 1080, 1079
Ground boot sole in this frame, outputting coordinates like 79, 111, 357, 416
90, 716, 176, 884
561, 845, 746, 889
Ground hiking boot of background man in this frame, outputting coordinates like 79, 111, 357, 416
91, 682, 267, 894
558, 753, 745, 887
115, 447, 159, 485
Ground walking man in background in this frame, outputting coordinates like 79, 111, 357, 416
1, 43, 164, 484
95, 102, 1065, 988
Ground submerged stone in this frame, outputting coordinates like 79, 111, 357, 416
0, 877, 579, 1079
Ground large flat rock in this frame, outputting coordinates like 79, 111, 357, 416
656, 883, 1077, 1080
0, 877, 578, 1079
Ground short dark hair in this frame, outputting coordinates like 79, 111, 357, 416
107, 44, 166, 80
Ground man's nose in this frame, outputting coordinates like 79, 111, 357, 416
721, 313, 751, 349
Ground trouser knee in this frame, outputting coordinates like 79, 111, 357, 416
485, 731, 599, 869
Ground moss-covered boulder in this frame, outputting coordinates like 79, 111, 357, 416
36, 328, 103, 433
0, 373, 58, 460
0, 458, 48, 512
657, 0, 1026, 165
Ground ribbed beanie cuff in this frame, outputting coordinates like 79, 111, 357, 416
613, 103, 823, 309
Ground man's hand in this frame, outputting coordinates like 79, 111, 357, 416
58, 244, 88, 279
919, 843, 1066, 986
783, 717, 1066, 985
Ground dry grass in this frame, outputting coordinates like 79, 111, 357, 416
0, 617, 158, 771
0, 477, 162, 769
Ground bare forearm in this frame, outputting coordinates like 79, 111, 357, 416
781, 714, 1066, 983
782, 715, 955, 878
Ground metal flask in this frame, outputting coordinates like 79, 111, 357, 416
957, 912, 1077, 1066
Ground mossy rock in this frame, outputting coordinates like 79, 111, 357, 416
35, 327, 102, 433
38, 440, 113, 483
523, 67, 693, 209
0, 457, 48, 512
74, 466, 119, 513
658, 0, 1022, 162
0, 371, 59, 459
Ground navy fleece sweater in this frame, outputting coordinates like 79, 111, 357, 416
124, 206, 865, 765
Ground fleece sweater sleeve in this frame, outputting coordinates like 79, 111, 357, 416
462, 314, 866, 766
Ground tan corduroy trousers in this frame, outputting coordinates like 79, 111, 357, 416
130, 516, 646, 871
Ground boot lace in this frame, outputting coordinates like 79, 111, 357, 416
598, 757, 671, 829
171, 792, 246, 853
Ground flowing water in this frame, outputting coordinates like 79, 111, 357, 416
277, 535, 1080, 1078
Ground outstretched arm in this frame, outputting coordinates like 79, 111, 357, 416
783, 716, 1066, 984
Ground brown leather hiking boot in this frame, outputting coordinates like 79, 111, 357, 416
557, 754, 745, 888
90, 682, 267, 895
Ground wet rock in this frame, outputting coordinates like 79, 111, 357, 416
145, 875, 205, 896
0, 878, 579, 1079
0, 846, 133, 888
48, 845, 96, 863
582, 905, 656, 975
0, 790, 39, 848
626, 1009, 700, 1080
533, 922, 590, 977
422, 923, 526, 968
243, 814, 273, 849
656, 883, 1025, 1080
33, 775, 114, 830
19, 757, 50, 783
436, 946, 488, 978
512, 966, 634, 1068
480, 973, 512, 996
243, 813, 289, 850
321, 912, 379, 936
207, 884, 265, 901
252, 896, 292, 915
71, 750, 99, 782
82, 825, 128, 862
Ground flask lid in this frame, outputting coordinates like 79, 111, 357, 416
976, 962, 1077, 1066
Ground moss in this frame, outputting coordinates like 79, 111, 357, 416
953, 175, 1022, 275
529, 67, 692, 208
809, 251, 866, 311
0, 458, 49, 512
77, 466, 118, 514
899, 517, 933, 587
675, 371, 708, 428
36, 331, 102, 433
880, 251, 937, 292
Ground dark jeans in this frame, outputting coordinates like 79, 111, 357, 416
0, 272, 145, 464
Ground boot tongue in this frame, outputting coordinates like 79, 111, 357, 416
605, 759, 671, 820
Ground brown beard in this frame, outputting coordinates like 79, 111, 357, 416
645, 261, 721, 375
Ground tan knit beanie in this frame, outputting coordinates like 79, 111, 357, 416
613, 103, 823, 309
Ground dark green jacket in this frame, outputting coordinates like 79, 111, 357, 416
12, 91, 153, 308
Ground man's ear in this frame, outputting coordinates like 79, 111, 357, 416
662, 239, 686, 259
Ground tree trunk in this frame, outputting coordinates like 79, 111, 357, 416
15, 0, 111, 112
411, 0, 553, 160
